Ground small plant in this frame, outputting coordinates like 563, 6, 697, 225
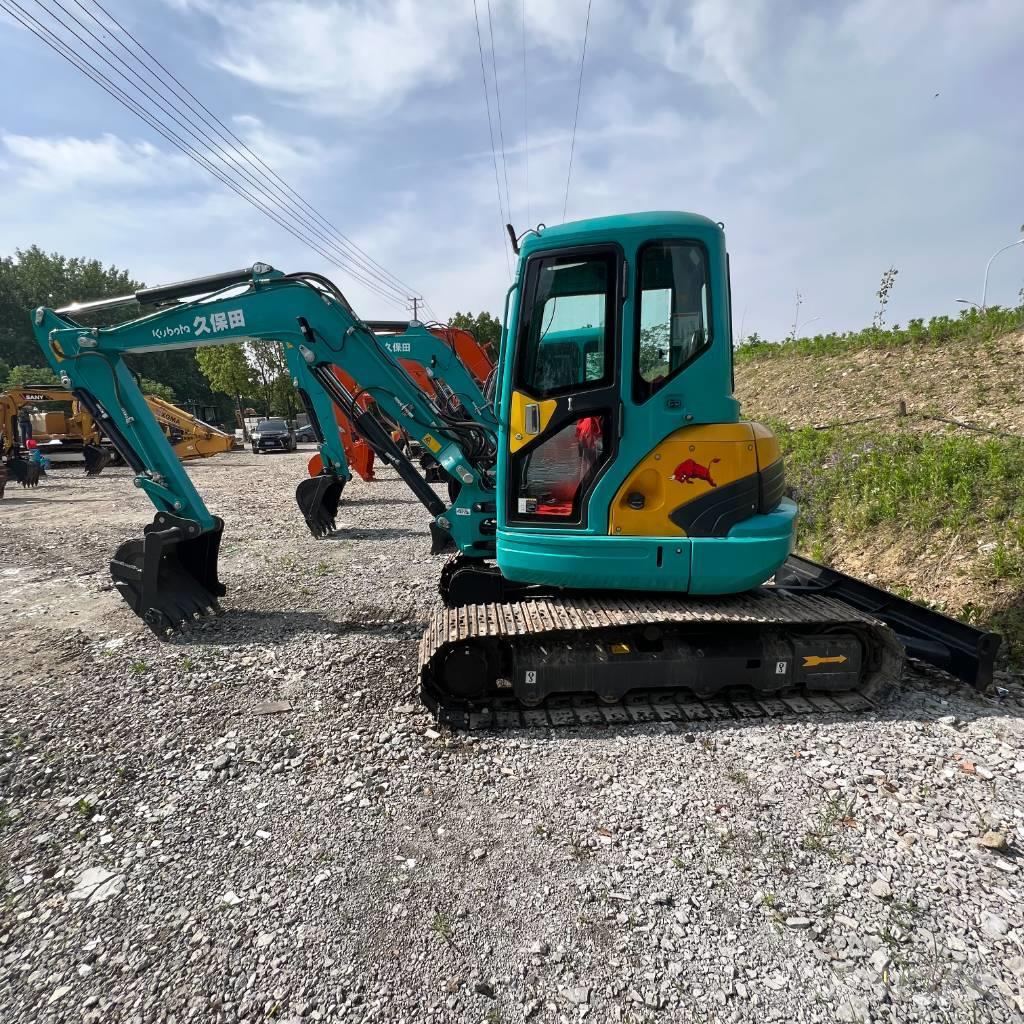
314, 561, 331, 577
873, 266, 899, 329
430, 911, 454, 944
568, 840, 592, 862
180, 657, 195, 671
75, 798, 97, 819
130, 661, 148, 675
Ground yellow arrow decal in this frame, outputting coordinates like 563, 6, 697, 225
802, 654, 848, 668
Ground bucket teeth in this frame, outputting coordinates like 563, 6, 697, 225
296, 474, 345, 538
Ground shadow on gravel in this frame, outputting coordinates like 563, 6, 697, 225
323, 527, 425, 540
341, 496, 423, 507
167, 608, 424, 647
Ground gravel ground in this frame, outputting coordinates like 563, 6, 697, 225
2, 449, 1023, 1024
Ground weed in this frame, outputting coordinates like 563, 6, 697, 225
75, 798, 96, 819
130, 661, 148, 675
568, 840, 593, 862
726, 768, 750, 787
313, 561, 331, 577
180, 657, 195, 671
802, 792, 858, 857
485, 1010, 502, 1024
430, 912, 454, 944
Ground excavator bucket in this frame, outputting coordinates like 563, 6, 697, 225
83, 444, 112, 476
296, 473, 345, 538
110, 513, 226, 634
8, 458, 40, 488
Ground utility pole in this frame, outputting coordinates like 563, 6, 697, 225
408, 296, 420, 323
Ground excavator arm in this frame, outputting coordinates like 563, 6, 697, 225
31, 264, 497, 631
143, 394, 236, 461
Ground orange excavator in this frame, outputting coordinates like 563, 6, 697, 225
305, 323, 494, 483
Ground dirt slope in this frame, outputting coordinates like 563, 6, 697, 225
736, 329, 1024, 433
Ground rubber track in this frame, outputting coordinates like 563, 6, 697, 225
418, 590, 904, 730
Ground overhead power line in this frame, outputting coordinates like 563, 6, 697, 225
77, 0, 425, 309
3, 0, 428, 313
485, 0, 513, 231
472, 0, 512, 277
521, 0, 530, 228
562, 0, 593, 223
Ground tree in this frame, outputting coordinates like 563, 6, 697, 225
138, 377, 176, 403
0, 246, 143, 368
249, 339, 297, 419
638, 324, 670, 379
6, 363, 59, 387
0, 358, 9, 385
449, 310, 501, 359
0, 247, 228, 422
195, 344, 257, 439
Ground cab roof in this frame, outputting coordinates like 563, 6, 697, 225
519, 211, 724, 259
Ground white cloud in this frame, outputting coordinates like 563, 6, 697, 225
2, 132, 195, 191
175, 0, 471, 118
639, 0, 775, 114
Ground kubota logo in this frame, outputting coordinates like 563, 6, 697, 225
670, 457, 720, 487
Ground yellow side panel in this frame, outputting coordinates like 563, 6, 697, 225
508, 391, 558, 454
609, 423, 759, 537
750, 420, 781, 468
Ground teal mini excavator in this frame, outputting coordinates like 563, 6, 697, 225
31, 212, 998, 727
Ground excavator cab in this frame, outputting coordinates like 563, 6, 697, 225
494, 213, 795, 595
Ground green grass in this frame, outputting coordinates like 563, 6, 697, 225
779, 425, 1024, 559
735, 303, 1023, 363
777, 424, 1024, 658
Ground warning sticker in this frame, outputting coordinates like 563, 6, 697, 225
421, 433, 442, 453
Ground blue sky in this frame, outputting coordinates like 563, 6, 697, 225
0, 0, 1022, 339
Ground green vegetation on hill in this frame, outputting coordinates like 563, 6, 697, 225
774, 423, 1024, 660
736, 303, 1024, 363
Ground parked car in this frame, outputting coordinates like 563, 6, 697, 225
294, 424, 317, 443
251, 418, 296, 453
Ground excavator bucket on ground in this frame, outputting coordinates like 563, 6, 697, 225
296, 473, 345, 538
7, 457, 41, 488
82, 443, 112, 476
110, 513, 226, 634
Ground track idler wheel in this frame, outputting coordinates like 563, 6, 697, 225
295, 472, 345, 538
110, 513, 226, 635
83, 444, 112, 476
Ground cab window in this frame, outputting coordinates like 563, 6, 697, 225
634, 241, 711, 402
516, 250, 617, 397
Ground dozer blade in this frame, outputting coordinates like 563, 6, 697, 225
110, 512, 226, 635
83, 444, 112, 476
296, 473, 345, 538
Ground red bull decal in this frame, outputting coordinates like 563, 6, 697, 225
670, 457, 720, 487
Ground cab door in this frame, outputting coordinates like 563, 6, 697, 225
500, 244, 622, 531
